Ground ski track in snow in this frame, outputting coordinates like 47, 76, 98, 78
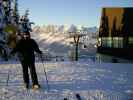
0, 62, 133, 100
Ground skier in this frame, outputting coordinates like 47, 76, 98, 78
11, 31, 42, 90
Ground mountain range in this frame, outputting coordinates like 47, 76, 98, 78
33, 25, 98, 34
31, 25, 98, 58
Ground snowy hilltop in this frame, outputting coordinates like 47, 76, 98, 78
33, 25, 98, 35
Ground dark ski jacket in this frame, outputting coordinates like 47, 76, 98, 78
11, 38, 42, 63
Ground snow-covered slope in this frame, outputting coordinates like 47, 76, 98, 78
0, 62, 133, 99
31, 31, 72, 56
31, 25, 98, 58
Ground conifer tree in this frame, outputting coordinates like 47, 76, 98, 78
13, 0, 19, 24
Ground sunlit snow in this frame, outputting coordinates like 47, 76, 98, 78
0, 62, 133, 100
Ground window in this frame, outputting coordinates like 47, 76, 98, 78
101, 37, 112, 48
101, 37, 107, 47
118, 37, 123, 48
101, 37, 123, 48
128, 37, 133, 44
128, 37, 133, 47
113, 37, 123, 48
113, 37, 118, 48
107, 37, 112, 48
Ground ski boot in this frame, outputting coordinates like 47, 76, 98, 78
32, 84, 40, 90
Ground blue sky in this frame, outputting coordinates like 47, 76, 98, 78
18, 0, 133, 27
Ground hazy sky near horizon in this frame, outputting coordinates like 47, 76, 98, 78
19, 0, 133, 27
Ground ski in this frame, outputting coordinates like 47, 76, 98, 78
75, 93, 82, 100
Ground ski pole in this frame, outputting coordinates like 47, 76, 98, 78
6, 65, 11, 87
6, 70, 10, 86
40, 54, 50, 91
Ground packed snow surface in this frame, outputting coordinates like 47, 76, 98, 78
0, 62, 133, 100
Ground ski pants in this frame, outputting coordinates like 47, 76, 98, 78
21, 61, 39, 85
